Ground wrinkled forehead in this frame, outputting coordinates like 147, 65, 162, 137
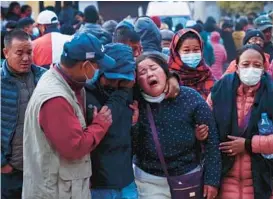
9, 38, 32, 49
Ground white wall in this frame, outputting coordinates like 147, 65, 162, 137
78, 1, 98, 12
193, 1, 221, 23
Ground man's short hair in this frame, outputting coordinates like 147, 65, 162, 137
4, 29, 30, 48
17, 17, 35, 29
84, 5, 99, 23
113, 27, 140, 43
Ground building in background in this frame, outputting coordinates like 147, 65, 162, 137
1, 1, 271, 25
193, 1, 221, 23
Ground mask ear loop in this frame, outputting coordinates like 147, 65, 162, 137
84, 61, 95, 80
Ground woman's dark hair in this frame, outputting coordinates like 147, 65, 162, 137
176, 31, 200, 51
136, 52, 170, 78
8, 2, 20, 14
21, 5, 31, 14
236, 44, 266, 64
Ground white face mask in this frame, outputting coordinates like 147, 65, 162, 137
32, 27, 40, 37
141, 92, 166, 103
180, 53, 202, 68
238, 67, 263, 86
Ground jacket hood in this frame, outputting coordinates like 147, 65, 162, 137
232, 31, 245, 39
169, 28, 204, 70
134, 17, 162, 52
170, 28, 204, 54
211, 31, 221, 43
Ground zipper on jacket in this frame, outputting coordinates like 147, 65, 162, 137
239, 93, 246, 199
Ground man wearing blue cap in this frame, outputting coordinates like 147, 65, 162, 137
113, 20, 142, 58
23, 33, 121, 199
85, 43, 138, 199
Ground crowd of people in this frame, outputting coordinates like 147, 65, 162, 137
1, 1, 273, 199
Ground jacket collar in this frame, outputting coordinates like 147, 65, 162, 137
237, 82, 260, 97
1, 59, 46, 81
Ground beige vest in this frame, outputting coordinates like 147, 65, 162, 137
23, 68, 91, 199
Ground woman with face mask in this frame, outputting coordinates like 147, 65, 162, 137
133, 52, 221, 199
169, 29, 215, 100
207, 45, 273, 199
224, 29, 272, 77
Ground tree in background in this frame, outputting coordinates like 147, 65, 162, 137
217, 1, 265, 16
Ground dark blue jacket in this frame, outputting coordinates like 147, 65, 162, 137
1, 60, 46, 166
133, 86, 221, 187
135, 17, 162, 53
85, 83, 134, 189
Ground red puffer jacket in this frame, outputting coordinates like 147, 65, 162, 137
216, 84, 273, 199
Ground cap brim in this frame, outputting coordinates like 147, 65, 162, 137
258, 24, 273, 31
97, 54, 116, 71
104, 72, 135, 81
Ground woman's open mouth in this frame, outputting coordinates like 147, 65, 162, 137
149, 80, 158, 87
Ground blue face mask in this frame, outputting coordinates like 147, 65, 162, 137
86, 69, 100, 85
32, 27, 40, 38
180, 53, 202, 68
162, 47, 170, 56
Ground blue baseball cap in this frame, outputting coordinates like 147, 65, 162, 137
103, 43, 136, 81
62, 33, 116, 70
